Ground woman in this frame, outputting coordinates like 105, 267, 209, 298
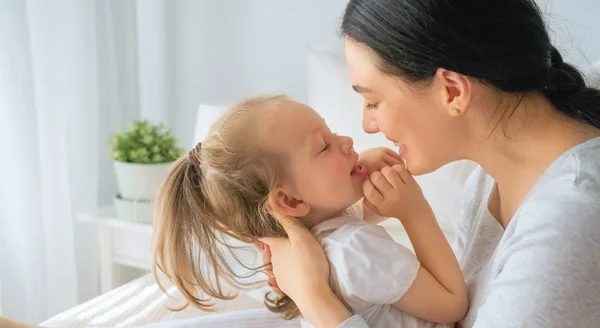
259, 0, 600, 327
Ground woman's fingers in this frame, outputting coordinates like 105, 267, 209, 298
260, 201, 332, 303
265, 204, 313, 244
253, 240, 281, 292
253, 240, 273, 276
259, 237, 288, 252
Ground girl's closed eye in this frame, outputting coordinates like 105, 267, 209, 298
320, 133, 338, 153
366, 102, 379, 110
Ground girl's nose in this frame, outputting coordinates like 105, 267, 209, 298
339, 135, 354, 154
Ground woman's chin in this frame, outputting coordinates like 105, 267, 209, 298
405, 159, 436, 176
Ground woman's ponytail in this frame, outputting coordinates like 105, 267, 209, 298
541, 46, 600, 129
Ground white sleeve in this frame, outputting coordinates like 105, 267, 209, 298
334, 224, 420, 305
337, 315, 370, 328
345, 201, 364, 220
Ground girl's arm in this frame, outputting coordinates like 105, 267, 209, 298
364, 165, 468, 324
393, 210, 468, 323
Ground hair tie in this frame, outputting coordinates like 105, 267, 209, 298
549, 46, 564, 69
188, 142, 202, 165
543, 46, 565, 91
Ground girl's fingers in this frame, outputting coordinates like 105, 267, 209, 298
380, 166, 403, 188
370, 171, 393, 195
363, 179, 384, 206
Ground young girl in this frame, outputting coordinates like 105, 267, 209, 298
152, 95, 468, 328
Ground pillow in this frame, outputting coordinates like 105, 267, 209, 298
192, 104, 229, 147
306, 50, 477, 234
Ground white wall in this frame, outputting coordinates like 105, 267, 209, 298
538, 0, 600, 69
161, 0, 349, 144
136, 0, 599, 146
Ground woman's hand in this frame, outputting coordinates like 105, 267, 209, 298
357, 147, 404, 174
258, 213, 330, 303
257, 210, 353, 328
252, 240, 281, 293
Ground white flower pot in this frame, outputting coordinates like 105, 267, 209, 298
113, 161, 173, 201
113, 194, 153, 224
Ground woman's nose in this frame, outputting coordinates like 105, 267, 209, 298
362, 109, 380, 134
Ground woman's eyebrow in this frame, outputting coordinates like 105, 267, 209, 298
352, 85, 374, 94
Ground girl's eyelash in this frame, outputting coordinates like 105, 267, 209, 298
366, 102, 379, 110
320, 133, 337, 153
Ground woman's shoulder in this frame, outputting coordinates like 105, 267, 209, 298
515, 137, 600, 237
525, 136, 600, 207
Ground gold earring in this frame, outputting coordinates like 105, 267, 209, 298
451, 108, 462, 116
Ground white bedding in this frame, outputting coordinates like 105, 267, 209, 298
40, 273, 265, 327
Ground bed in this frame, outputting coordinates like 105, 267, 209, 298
40, 272, 269, 327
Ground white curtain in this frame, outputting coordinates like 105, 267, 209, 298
0, 0, 163, 323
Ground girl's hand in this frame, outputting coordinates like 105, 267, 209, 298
357, 147, 404, 174
363, 164, 432, 221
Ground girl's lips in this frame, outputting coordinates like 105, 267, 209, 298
351, 164, 367, 177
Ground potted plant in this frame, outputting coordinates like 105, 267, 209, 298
108, 120, 184, 223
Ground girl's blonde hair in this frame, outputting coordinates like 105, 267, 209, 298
152, 95, 301, 319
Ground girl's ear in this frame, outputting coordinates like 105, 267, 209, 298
268, 187, 310, 218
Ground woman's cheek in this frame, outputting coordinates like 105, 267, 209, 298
377, 108, 395, 137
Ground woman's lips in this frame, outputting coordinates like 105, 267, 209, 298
399, 146, 407, 157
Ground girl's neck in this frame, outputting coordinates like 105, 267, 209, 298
304, 208, 349, 229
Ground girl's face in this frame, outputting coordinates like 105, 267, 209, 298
344, 38, 469, 175
265, 101, 368, 222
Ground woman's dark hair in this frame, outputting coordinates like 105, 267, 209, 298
341, 0, 600, 129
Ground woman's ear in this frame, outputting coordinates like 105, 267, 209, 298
436, 68, 473, 116
268, 187, 310, 218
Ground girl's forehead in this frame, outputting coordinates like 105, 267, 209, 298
260, 104, 326, 152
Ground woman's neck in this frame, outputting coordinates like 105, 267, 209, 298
468, 92, 600, 227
